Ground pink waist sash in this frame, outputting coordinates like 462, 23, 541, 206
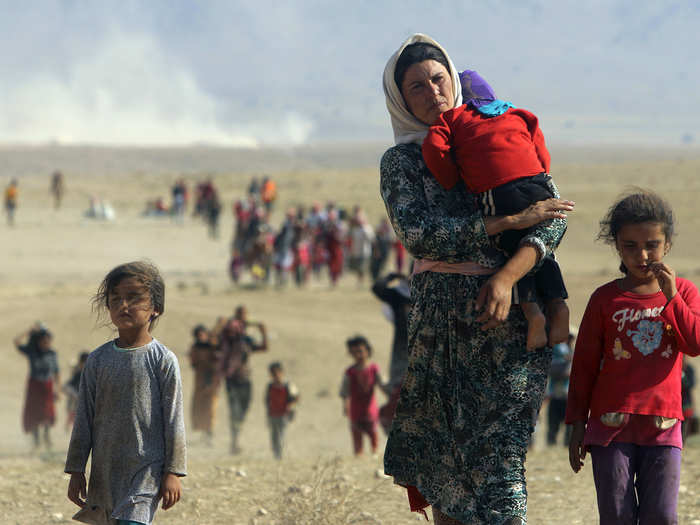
412, 258, 497, 276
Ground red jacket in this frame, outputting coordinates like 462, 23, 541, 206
566, 278, 700, 423
422, 105, 550, 193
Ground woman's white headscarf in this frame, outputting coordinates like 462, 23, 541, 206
383, 33, 462, 145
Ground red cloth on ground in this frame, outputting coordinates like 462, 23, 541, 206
406, 486, 430, 520
566, 278, 700, 424
422, 105, 549, 193
23, 378, 55, 432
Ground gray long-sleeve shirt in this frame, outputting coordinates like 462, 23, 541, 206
65, 339, 187, 525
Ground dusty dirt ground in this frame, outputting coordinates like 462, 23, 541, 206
1, 145, 700, 524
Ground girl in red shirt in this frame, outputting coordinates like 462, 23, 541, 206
340, 335, 387, 456
567, 190, 700, 525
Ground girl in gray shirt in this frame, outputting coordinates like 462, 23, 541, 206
65, 261, 186, 525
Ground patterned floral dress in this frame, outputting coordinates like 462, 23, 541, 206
380, 143, 567, 524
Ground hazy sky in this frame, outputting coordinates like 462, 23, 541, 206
1, 1, 698, 146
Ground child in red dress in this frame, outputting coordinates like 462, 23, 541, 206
14, 323, 60, 451
340, 335, 387, 455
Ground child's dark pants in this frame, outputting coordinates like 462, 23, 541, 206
478, 173, 567, 303
590, 443, 680, 525
351, 420, 378, 454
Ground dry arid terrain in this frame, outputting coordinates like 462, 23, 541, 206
1, 145, 700, 524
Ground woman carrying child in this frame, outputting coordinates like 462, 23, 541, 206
567, 191, 700, 524
217, 314, 267, 454
380, 33, 573, 524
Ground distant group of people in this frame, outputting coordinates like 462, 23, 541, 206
4, 171, 65, 227
8, 247, 700, 525
11, 267, 414, 467
186, 306, 301, 459
230, 193, 407, 287
6, 28, 700, 525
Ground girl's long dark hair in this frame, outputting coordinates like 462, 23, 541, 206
92, 260, 165, 328
598, 189, 674, 274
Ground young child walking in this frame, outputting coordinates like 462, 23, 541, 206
63, 351, 89, 432
566, 191, 700, 524
419, 61, 569, 350
265, 361, 299, 459
65, 261, 187, 525
13, 322, 60, 450
340, 335, 387, 456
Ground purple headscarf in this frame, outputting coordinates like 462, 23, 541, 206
460, 69, 513, 117
459, 70, 496, 109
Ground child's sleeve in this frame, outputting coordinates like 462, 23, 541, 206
520, 109, 550, 173
287, 383, 299, 403
161, 353, 187, 476
565, 292, 605, 424
374, 364, 391, 395
65, 358, 96, 473
371, 274, 403, 306
662, 279, 700, 356
339, 372, 350, 399
422, 109, 461, 190
380, 145, 494, 263
517, 175, 567, 266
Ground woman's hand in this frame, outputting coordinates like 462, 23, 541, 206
475, 272, 515, 330
510, 198, 574, 230
650, 261, 677, 302
67, 472, 87, 508
160, 472, 182, 510
568, 421, 587, 473
482, 198, 573, 236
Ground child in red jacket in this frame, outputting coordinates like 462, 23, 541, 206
265, 362, 298, 460
567, 191, 700, 525
422, 71, 568, 350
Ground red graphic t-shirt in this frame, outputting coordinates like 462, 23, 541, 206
566, 278, 700, 423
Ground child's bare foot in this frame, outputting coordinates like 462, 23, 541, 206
547, 299, 570, 346
522, 302, 547, 350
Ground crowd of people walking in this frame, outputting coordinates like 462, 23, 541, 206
230, 194, 406, 287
